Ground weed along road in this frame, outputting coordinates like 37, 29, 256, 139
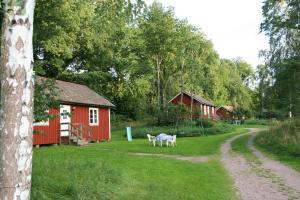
221, 129, 300, 200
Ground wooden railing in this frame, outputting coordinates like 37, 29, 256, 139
69, 123, 93, 142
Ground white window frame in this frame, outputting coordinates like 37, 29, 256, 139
203, 105, 207, 115
89, 107, 99, 126
207, 106, 210, 115
34, 110, 49, 126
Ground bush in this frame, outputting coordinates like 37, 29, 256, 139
131, 122, 236, 138
257, 110, 285, 120
195, 118, 215, 128
244, 118, 268, 125
255, 119, 300, 158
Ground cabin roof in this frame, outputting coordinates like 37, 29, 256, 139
217, 106, 234, 113
37, 76, 115, 107
170, 91, 215, 107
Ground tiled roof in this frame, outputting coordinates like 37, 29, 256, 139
37, 76, 115, 107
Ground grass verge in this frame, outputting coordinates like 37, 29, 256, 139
231, 134, 260, 164
254, 131, 300, 172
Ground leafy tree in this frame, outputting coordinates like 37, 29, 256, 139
140, 2, 179, 123
260, 0, 300, 118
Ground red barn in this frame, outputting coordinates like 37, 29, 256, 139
216, 106, 234, 120
33, 78, 114, 146
169, 91, 217, 120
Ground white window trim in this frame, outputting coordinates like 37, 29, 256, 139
34, 119, 49, 126
203, 105, 207, 115
89, 107, 99, 126
34, 110, 49, 126
207, 106, 210, 115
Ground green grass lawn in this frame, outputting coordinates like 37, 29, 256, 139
254, 131, 300, 172
31, 128, 249, 200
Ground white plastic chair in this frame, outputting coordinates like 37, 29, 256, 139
147, 134, 156, 146
167, 135, 177, 147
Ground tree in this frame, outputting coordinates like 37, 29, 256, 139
140, 2, 178, 123
259, 0, 300, 118
0, 0, 35, 199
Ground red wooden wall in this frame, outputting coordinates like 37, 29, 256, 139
170, 93, 216, 119
33, 108, 60, 145
70, 105, 110, 141
216, 107, 233, 120
33, 105, 110, 145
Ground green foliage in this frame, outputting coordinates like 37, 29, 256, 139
255, 119, 300, 158
131, 121, 236, 138
195, 118, 215, 128
34, 77, 60, 122
32, 0, 256, 121
259, 0, 300, 118
244, 118, 268, 125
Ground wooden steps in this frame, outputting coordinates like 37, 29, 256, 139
67, 123, 93, 146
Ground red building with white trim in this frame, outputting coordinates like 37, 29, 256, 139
33, 78, 114, 146
169, 91, 217, 120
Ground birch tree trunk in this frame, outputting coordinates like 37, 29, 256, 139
0, 1, 35, 199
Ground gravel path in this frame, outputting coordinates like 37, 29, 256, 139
221, 128, 300, 200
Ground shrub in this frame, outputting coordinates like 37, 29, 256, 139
195, 118, 215, 128
244, 118, 268, 125
255, 119, 300, 158
257, 110, 285, 120
131, 122, 236, 138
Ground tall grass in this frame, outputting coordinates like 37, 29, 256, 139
31, 154, 121, 199
255, 118, 300, 161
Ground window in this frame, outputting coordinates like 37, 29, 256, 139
212, 107, 214, 116
89, 108, 98, 125
203, 105, 206, 115
207, 106, 210, 115
34, 110, 49, 126
62, 110, 68, 119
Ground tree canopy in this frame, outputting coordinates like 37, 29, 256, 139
29, 0, 256, 122
258, 0, 300, 118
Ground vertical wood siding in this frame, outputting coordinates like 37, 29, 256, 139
170, 94, 216, 120
33, 105, 110, 145
216, 108, 233, 120
70, 105, 110, 141
33, 108, 60, 145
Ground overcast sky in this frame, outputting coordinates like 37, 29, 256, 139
144, 0, 270, 68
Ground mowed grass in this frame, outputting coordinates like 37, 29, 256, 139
231, 134, 260, 164
31, 128, 248, 200
107, 128, 247, 156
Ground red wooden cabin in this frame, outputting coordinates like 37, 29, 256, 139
216, 106, 234, 120
33, 78, 114, 146
169, 91, 217, 120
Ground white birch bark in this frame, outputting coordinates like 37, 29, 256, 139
0, 1, 35, 200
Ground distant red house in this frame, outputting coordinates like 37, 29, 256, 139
216, 106, 234, 120
169, 91, 217, 120
33, 78, 114, 146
